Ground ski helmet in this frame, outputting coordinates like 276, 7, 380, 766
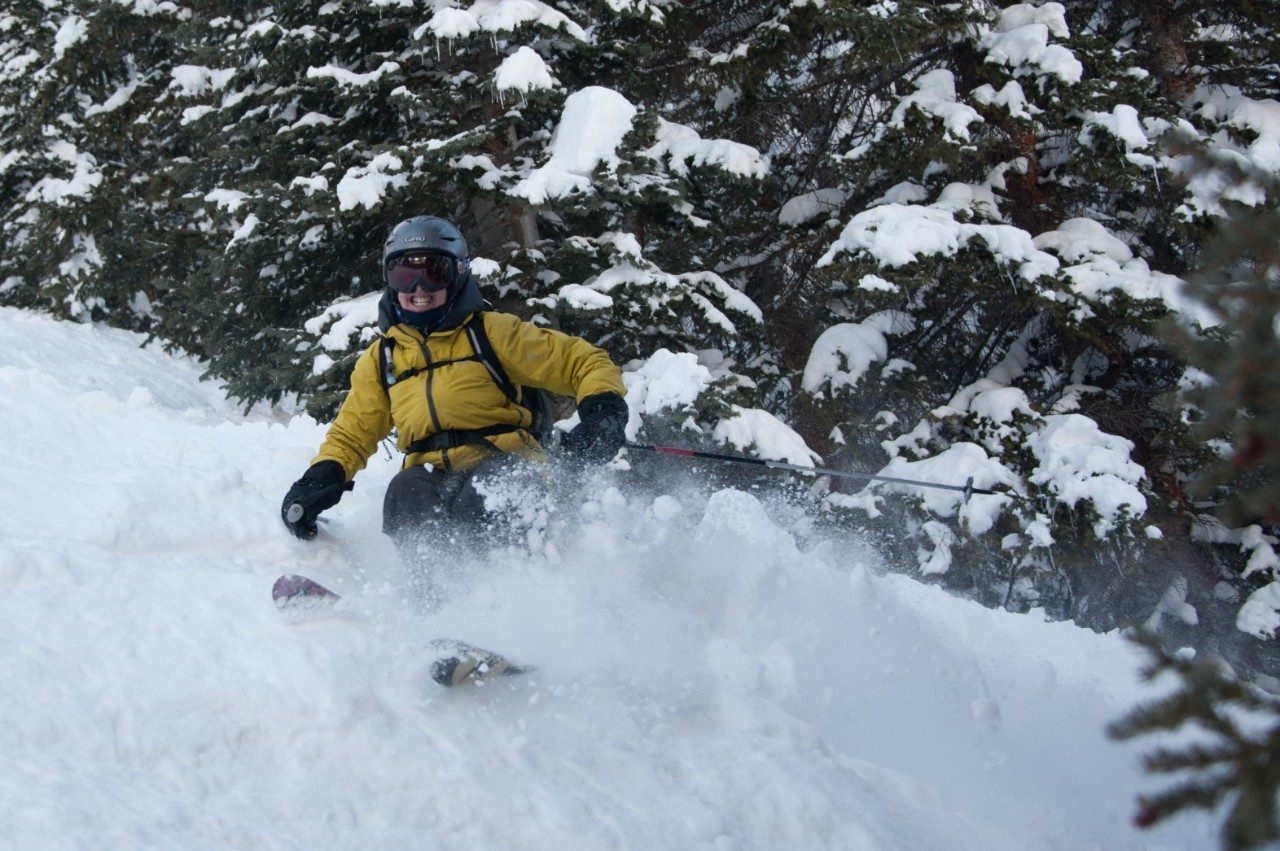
382, 216, 470, 287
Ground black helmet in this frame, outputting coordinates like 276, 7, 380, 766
382, 216, 470, 285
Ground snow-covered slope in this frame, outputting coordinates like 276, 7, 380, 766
0, 307, 1214, 849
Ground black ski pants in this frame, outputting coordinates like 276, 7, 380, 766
381, 452, 542, 549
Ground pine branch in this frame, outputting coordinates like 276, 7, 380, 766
1112, 630, 1280, 847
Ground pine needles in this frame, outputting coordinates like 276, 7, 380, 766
1111, 629, 1280, 849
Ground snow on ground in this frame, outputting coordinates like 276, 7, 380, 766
0, 307, 1217, 849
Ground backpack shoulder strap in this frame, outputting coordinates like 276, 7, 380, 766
465, 312, 521, 405
377, 335, 396, 392
468, 312, 555, 444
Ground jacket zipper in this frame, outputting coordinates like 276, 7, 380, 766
416, 337, 451, 470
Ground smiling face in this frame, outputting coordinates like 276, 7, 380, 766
396, 286, 448, 313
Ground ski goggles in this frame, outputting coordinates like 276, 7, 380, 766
385, 253, 458, 294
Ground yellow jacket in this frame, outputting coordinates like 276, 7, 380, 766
312, 302, 625, 478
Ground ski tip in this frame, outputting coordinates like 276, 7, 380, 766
272, 574, 340, 608
430, 658, 534, 688
428, 639, 532, 687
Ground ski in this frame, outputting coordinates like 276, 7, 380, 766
272, 573, 340, 607
271, 574, 533, 687
425, 639, 534, 686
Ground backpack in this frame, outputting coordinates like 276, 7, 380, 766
377, 311, 555, 454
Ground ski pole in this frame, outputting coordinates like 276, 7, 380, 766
625, 442, 1011, 503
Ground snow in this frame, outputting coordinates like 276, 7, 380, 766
819, 197, 1059, 282
779, 188, 846, 226
978, 2, 1083, 84
968, 384, 1034, 426
1032, 218, 1218, 328
27, 142, 102, 205
117, 0, 179, 14
203, 187, 249, 213
1178, 87, 1280, 216
515, 87, 768, 203
822, 203, 965, 268
306, 61, 402, 89
421, 7, 480, 40
1239, 581, 1280, 639
891, 69, 981, 142
290, 174, 330, 197
336, 152, 407, 211
873, 443, 1020, 536
823, 198, 1215, 330
52, 15, 88, 61
0, 307, 1220, 849
514, 86, 636, 204
226, 212, 259, 247
1080, 104, 1151, 151
85, 78, 143, 117
1033, 216, 1133, 263
971, 80, 1035, 120
298, 225, 324, 249
414, 2, 588, 43
620, 348, 714, 439
57, 233, 102, 281
802, 312, 912, 396
179, 105, 214, 125
1220, 522, 1280, 638
1027, 414, 1148, 536
280, 111, 336, 133
859, 273, 898, 292
552, 281, 615, 310
712, 406, 823, 467
1192, 87, 1280, 174
870, 181, 929, 207
494, 45, 553, 93
1062, 255, 1189, 313
600, 0, 663, 19
648, 118, 768, 179
304, 291, 383, 353
468, 0, 587, 41
169, 65, 236, 96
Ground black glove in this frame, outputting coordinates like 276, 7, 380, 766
560, 392, 628, 464
281, 460, 351, 540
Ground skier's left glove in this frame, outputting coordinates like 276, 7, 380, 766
560, 392, 628, 464
281, 460, 352, 540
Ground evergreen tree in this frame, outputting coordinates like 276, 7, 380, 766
147, 1, 472, 408
691, 0, 1277, 631
0, 0, 185, 328
0, 0, 803, 440
292, 1, 772, 437
669, 2, 1148, 615
1170, 157, 1280, 523
0, 0, 1278, 647
1111, 630, 1280, 850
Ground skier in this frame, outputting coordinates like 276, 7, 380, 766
281, 215, 628, 551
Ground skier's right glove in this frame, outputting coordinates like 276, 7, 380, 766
281, 460, 352, 540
